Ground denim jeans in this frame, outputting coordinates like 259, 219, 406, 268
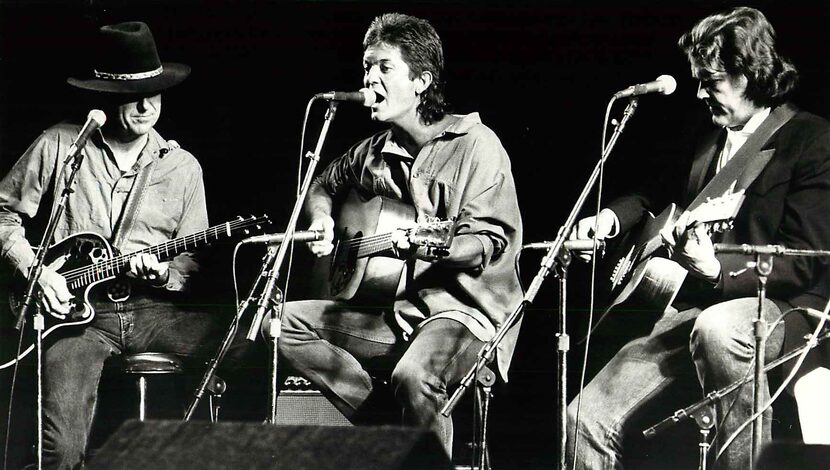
567, 298, 785, 470
41, 292, 236, 470
277, 299, 485, 456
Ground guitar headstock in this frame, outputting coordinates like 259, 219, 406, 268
693, 190, 745, 224
408, 218, 456, 249
236, 214, 272, 235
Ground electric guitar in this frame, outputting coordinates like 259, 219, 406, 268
328, 190, 456, 303
1, 215, 270, 370
605, 191, 745, 313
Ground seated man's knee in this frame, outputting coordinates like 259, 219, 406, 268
690, 302, 766, 367
390, 357, 442, 404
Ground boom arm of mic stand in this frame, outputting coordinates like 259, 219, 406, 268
442, 97, 640, 417
643, 330, 830, 439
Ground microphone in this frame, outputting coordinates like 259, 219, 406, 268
239, 230, 324, 245
613, 75, 677, 99
713, 243, 787, 255
314, 88, 382, 107
523, 240, 606, 251
65, 109, 106, 163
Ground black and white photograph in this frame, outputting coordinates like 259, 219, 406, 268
2, 1, 830, 469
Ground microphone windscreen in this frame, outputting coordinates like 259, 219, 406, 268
359, 88, 379, 107
88, 109, 107, 127
657, 75, 677, 96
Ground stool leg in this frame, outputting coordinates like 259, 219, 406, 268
138, 376, 147, 421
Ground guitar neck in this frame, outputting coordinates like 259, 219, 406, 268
63, 219, 259, 289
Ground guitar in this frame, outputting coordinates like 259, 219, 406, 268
328, 190, 455, 303
605, 191, 745, 313
0, 215, 270, 370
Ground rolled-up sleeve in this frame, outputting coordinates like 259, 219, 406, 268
0, 131, 60, 278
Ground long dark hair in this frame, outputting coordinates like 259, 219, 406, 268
678, 6, 798, 107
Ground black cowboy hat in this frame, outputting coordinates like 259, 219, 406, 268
67, 21, 190, 94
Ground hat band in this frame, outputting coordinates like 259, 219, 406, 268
93, 66, 163, 81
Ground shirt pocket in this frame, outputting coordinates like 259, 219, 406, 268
140, 184, 182, 238
410, 172, 456, 221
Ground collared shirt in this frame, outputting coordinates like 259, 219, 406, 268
716, 107, 771, 172
0, 122, 208, 291
313, 113, 524, 378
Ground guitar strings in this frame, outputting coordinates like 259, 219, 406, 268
58, 218, 264, 284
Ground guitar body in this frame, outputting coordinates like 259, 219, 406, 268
604, 190, 744, 315
3, 232, 114, 370
606, 205, 686, 312
330, 190, 415, 303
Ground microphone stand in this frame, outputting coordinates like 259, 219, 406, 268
256, 99, 338, 423
14, 152, 87, 470
182, 245, 280, 421
643, 244, 830, 469
183, 100, 338, 423
441, 97, 640, 470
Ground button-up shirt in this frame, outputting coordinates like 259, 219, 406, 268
716, 107, 771, 172
0, 122, 208, 291
313, 113, 523, 378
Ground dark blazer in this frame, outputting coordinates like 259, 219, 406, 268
610, 104, 830, 311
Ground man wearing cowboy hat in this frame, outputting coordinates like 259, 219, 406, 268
0, 21, 232, 469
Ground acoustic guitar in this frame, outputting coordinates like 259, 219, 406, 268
328, 190, 455, 303
604, 191, 745, 313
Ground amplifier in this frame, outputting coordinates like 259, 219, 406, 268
275, 376, 351, 426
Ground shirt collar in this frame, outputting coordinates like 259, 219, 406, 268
727, 107, 771, 137
379, 112, 482, 160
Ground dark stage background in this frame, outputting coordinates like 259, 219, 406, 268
2, 1, 830, 468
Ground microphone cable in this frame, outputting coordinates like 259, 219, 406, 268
569, 96, 617, 470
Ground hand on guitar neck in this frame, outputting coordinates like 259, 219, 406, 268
390, 229, 450, 261
660, 211, 722, 283
126, 253, 170, 286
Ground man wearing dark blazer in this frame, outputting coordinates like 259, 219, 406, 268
566, 7, 830, 469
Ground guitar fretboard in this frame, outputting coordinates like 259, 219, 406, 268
62, 218, 264, 290
343, 233, 394, 259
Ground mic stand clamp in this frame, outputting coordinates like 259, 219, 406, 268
472, 365, 496, 470
693, 407, 715, 470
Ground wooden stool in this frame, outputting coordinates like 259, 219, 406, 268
120, 353, 184, 421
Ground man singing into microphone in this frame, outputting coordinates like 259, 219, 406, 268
567, 7, 830, 469
274, 13, 523, 457
0, 22, 240, 469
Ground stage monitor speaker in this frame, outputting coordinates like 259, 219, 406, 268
756, 441, 830, 469
86, 419, 453, 470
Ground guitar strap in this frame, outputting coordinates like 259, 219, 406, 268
110, 157, 157, 251
686, 103, 797, 211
